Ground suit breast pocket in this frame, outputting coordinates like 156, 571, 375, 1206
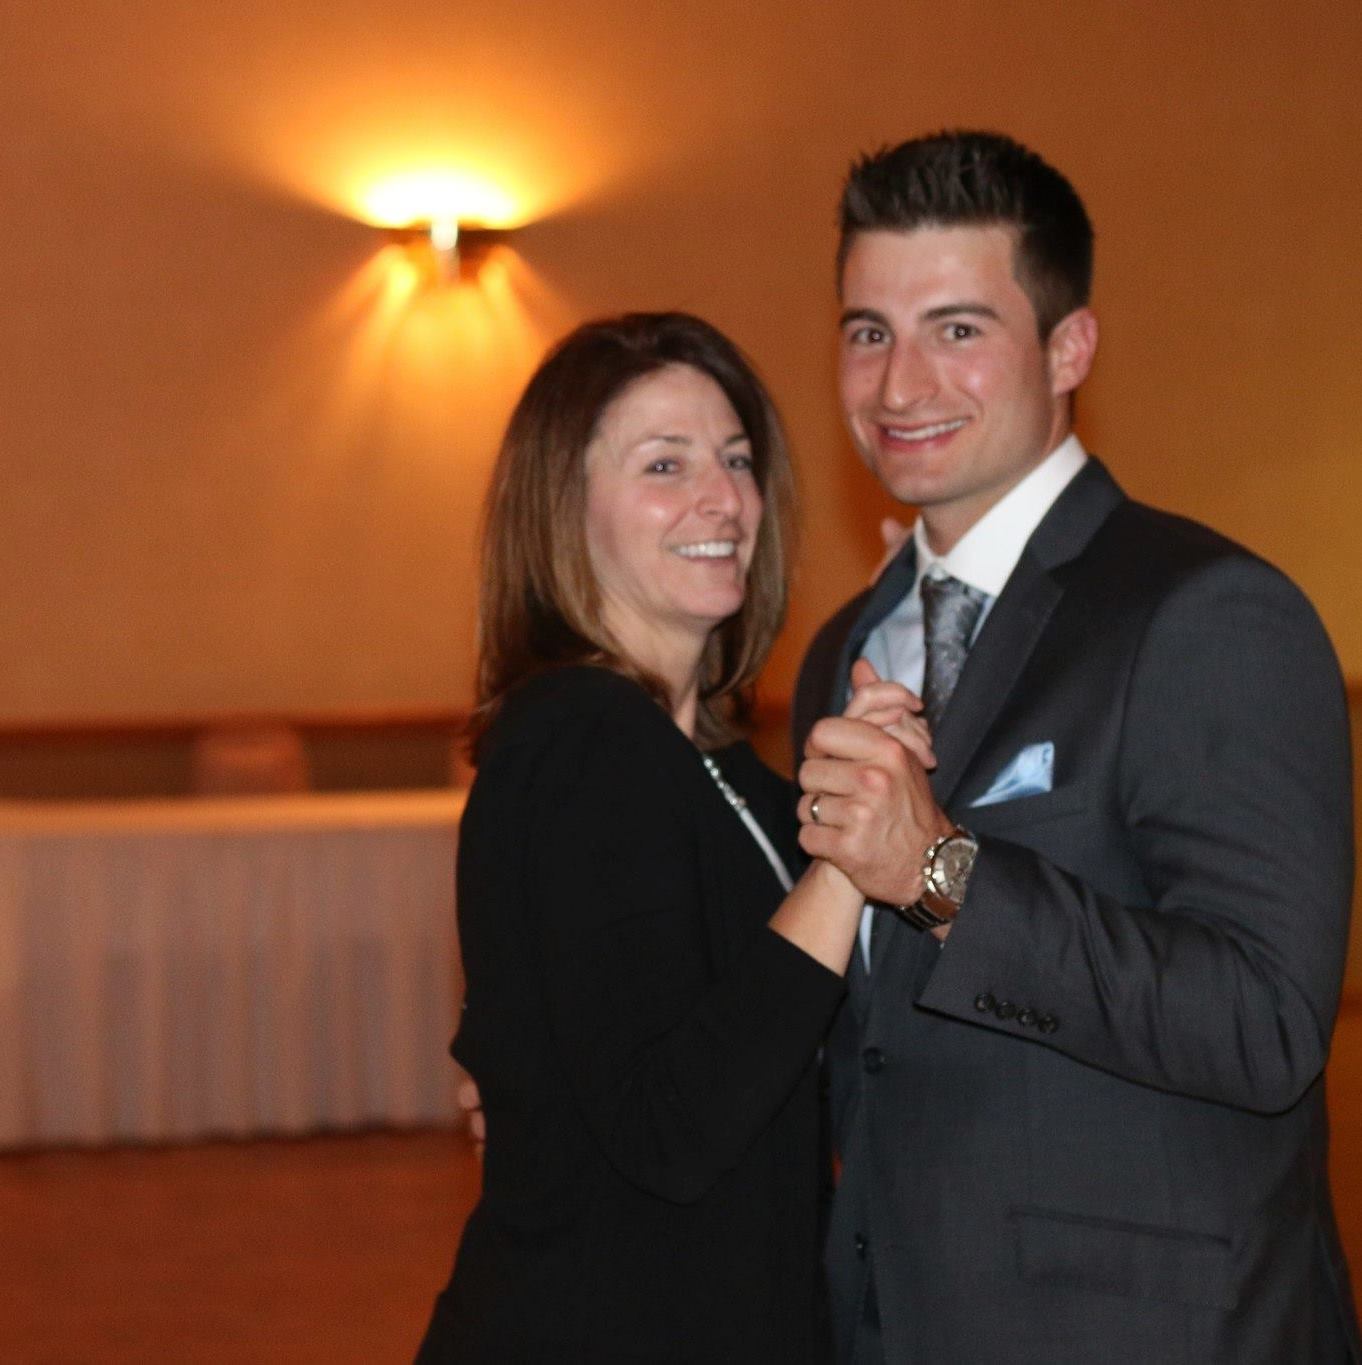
967, 781, 1090, 831
1010, 1205, 1235, 1311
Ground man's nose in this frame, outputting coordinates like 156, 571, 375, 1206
881, 341, 937, 410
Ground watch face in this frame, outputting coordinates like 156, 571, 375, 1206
933, 836, 977, 899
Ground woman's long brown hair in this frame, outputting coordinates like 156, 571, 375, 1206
469, 312, 795, 756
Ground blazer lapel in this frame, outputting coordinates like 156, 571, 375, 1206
846, 932, 873, 1018
929, 458, 1126, 807
832, 541, 920, 706
831, 548, 917, 1007
927, 553, 1060, 804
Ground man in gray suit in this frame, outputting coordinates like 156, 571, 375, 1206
795, 131, 1359, 1363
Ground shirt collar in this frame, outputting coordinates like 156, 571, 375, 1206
912, 435, 1088, 597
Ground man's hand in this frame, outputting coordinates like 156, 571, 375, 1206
798, 676, 954, 909
841, 657, 936, 771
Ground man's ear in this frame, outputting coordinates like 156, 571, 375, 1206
1047, 307, 1098, 398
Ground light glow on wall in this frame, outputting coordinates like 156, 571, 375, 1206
357, 169, 527, 230
287, 241, 575, 462
343, 168, 536, 291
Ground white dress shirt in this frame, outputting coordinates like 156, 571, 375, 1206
854, 434, 1089, 965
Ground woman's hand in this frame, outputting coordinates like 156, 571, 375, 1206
842, 657, 936, 771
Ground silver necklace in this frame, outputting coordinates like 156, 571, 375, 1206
699, 753, 793, 892
700, 753, 747, 811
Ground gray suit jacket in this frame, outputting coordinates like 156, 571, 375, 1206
794, 460, 1360, 1363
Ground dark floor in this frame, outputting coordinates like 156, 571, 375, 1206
0, 1129, 479, 1364
2, 1002, 1360, 1364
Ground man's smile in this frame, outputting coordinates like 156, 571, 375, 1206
879, 418, 970, 444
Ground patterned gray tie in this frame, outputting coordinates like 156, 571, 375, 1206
920, 573, 988, 730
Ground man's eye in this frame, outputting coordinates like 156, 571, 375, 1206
849, 325, 887, 345
945, 322, 979, 341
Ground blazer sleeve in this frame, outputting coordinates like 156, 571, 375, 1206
919, 556, 1354, 1115
517, 678, 845, 1204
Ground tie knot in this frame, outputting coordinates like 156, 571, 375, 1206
920, 573, 987, 729
920, 572, 987, 628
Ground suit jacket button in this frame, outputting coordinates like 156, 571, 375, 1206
1038, 1014, 1060, 1034
995, 1000, 1017, 1020
974, 992, 996, 1013
862, 1047, 886, 1074
1017, 1008, 1037, 1027
854, 1232, 869, 1260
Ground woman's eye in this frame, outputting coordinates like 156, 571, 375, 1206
645, 457, 679, 474
725, 452, 755, 473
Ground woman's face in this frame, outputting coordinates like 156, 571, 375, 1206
584, 364, 763, 670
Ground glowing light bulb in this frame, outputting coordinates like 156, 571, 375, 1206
429, 219, 460, 253
428, 218, 461, 280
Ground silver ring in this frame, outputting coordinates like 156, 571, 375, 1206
810, 794, 824, 825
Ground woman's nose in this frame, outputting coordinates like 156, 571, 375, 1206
697, 463, 743, 515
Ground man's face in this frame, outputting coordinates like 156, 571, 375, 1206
838, 225, 1095, 551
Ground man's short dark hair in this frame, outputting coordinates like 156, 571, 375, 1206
838, 131, 1094, 337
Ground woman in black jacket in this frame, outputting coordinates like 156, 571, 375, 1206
415, 313, 926, 1362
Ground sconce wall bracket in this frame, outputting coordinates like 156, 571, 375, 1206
385, 222, 513, 282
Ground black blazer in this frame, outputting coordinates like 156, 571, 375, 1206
796, 460, 1360, 1364
417, 666, 844, 1363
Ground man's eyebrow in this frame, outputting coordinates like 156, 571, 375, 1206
838, 307, 890, 329
921, 302, 1000, 322
838, 303, 1002, 328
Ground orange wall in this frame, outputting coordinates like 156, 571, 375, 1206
2, 1, 1360, 721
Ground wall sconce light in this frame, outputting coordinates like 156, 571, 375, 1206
386, 218, 513, 283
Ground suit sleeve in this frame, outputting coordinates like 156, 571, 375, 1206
919, 557, 1354, 1114
521, 686, 845, 1203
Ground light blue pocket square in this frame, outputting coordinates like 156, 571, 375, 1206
970, 742, 1054, 808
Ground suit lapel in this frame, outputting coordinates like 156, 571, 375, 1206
846, 933, 873, 1018
930, 459, 1126, 807
827, 543, 924, 1000
832, 541, 919, 706
828, 550, 917, 1009
927, 552, 1060, 805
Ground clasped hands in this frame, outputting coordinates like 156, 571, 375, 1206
797, 658, 955, 929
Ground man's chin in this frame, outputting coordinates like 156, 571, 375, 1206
874, 470, 941, 510
856, 449, 948, 509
